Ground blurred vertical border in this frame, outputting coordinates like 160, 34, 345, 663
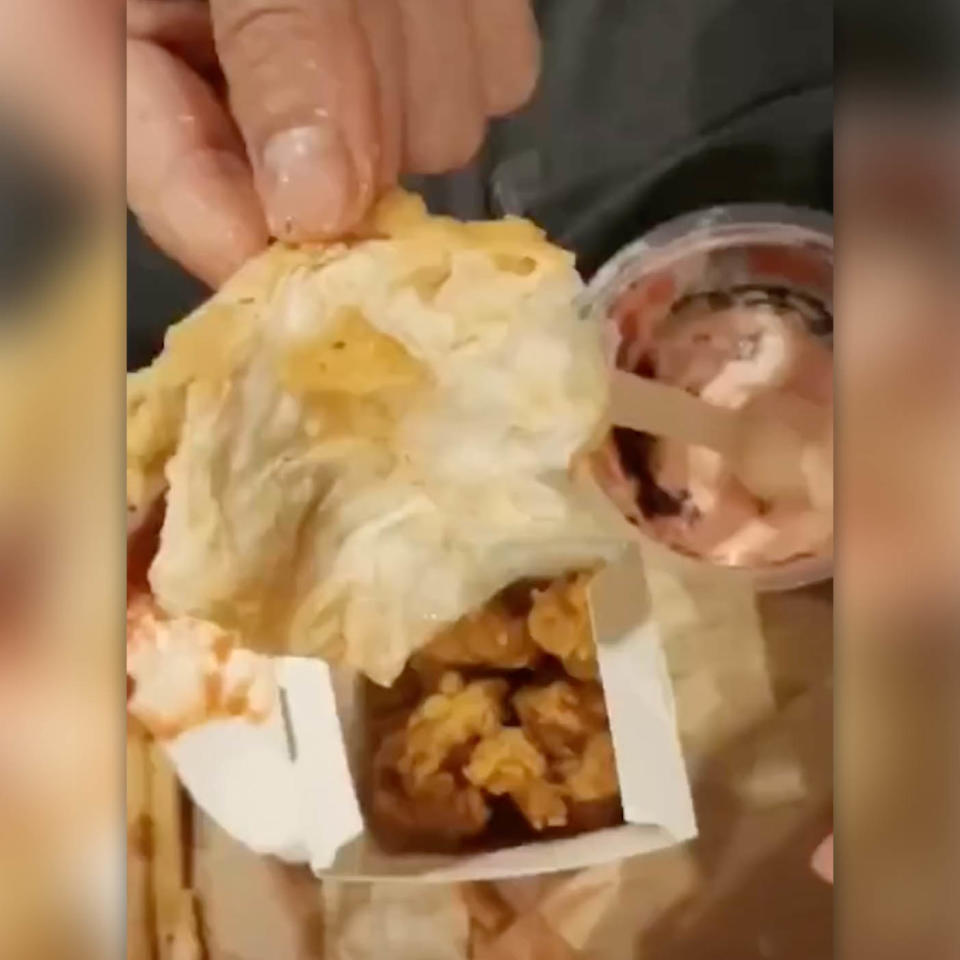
0, 0, 124, 957
837, 0, 960, 956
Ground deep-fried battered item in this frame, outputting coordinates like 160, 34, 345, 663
527, 574, 598, 679
422, 601, 542, 669
398, 672, 508, 788
558, 644, 599, 681
510, 681, 620, 815
365, 588, 625, 846
466, 729, 568, 830
556, 731, 620, 802
372, 730, 490, 843
513, 680, 608, 762
130, 192, 627, 688
369, 670, 512, 846
564, 793, 624, 834
127, 596, 275, 739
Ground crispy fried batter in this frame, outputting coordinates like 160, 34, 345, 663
466, 729, 568, 830
129, 193, 623, 689
556, 731, 620, 802
513, 680, 608, 761
512, 681, 619, 808
417, 573, 596, 675
527, 573, 598, 679
397, 672, 509, 788
365, 579, 625, 846
367, 670, 508, 846
372, 730, 490, 842
422, 600, 542, 669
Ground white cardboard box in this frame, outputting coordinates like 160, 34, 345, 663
167, 548, 696, 882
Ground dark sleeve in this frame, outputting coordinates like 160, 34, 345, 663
126, 210, 209, 371
128, 0, 833, 366
416, 0, 832, 273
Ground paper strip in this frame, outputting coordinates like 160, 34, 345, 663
608, 368, 738, 453
590, 550, 698, 841
277, 658, 365, 871
166, 707, 307, 862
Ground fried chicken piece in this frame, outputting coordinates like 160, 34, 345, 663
398, 672, 509, 788
513, 680, 609, 761
422, 600, 542, 669
556, 731, 620, 802
372, 729, 490, 843
465, 729, 568, 830
512, 681, 620, 817
369, 671, 508, 847
127, 597, 275, 739
563, 789, 625, 834
527, 573, 598, 679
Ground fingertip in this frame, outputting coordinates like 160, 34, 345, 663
257, 124, 366, 242
811, 834, 834, 883
469, 0, 541, 117
137, 148, 269, 287
493, 24, 541, 116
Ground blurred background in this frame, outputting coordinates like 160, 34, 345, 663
0, 1, 123, 957
837, 0, 960, 955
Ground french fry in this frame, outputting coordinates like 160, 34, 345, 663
126, 729, 152, 960
148, 743, 202, 960
165, 890, 202, 960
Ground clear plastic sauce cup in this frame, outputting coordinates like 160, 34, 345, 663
583, 205, 833, 592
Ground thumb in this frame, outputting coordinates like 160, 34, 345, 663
210, 0, 380, 241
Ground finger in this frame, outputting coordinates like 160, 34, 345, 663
395, 0, 486, 174
467, 0, 540, 116
209, 0, 379, 240
811, 835, 834, 883
127, 0, 218, 73
127, 39, 268, 287
355, 0, 405, 189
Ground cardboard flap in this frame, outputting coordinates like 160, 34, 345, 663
590, 551, 697, 841
167, 711, 306, 862
166, 657, 364, 868
276, 659, 365, 871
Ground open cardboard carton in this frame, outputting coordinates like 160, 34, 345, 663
165, 547, 696, 883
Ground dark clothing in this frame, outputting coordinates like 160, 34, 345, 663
128, 0, 832, 370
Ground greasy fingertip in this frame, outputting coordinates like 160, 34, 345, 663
258, 124, 362, 241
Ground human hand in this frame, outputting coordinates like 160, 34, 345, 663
127, 0, 540, 286
812, 833, 833, 883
